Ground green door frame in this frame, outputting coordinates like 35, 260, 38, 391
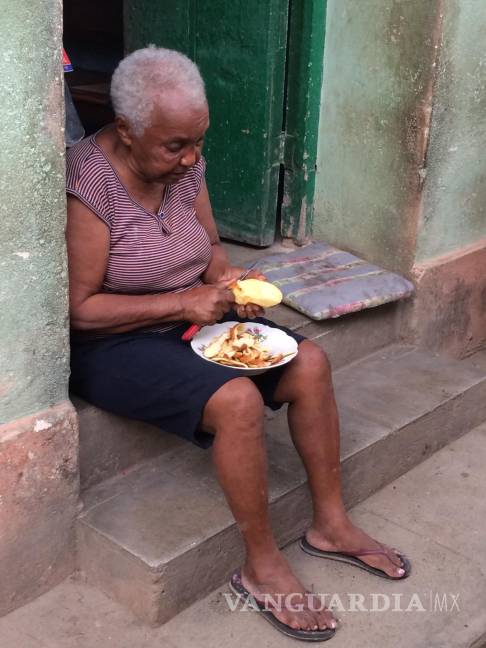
280, 0, 327, 244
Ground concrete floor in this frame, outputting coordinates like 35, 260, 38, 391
1, 423, 486, 648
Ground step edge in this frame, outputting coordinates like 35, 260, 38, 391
77, 376, 486, 568
78, 368, 486, 522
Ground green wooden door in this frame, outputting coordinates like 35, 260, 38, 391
125, 0, 325, 246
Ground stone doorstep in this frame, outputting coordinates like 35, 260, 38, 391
76, 299, 399, 491
75, 345, 486, 625
74, 397, 182, 492
2, 426, 486, 648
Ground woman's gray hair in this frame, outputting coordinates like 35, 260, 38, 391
110, 46, 207, 135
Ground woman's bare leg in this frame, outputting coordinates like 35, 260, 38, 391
202, 377, 336, 632
273, 340, 405, 578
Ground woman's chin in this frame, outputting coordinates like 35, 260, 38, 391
168, 174, 187, 184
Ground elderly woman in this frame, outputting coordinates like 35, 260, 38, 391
66, 47, 410, 641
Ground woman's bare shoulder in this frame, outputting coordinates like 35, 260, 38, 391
92, 124, 118, 156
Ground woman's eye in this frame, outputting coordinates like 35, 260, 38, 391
165, 143, 183, 153
164, 140, 204, 154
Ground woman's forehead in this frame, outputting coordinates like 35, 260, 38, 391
149, 99, 209, 138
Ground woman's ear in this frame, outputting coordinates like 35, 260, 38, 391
115, 115, 133, 147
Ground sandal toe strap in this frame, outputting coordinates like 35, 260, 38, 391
345, 545, 405, 566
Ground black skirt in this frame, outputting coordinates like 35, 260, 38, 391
70, 312, 305, 449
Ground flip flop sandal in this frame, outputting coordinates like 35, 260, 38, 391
300, 537, 411, 580
229, 569, 336, 642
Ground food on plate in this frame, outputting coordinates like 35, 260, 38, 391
203, 323, 293, 368
232, 279, 283, 308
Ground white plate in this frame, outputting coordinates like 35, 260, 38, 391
191, 321, 299, 376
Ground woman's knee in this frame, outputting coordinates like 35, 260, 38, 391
202, 377, 264, 433
297, 340, 332, 380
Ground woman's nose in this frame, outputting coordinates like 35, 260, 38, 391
180, 145, 198, 167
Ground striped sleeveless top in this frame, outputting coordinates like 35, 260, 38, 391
66, 133, 212, 334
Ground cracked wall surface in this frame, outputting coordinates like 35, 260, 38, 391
313, 0, 486, 271
0, 0, 69, 424
416, 0, 486, 262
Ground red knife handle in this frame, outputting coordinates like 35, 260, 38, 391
181, 323, 201, 342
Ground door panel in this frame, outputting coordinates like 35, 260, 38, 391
125, 0, 289, 246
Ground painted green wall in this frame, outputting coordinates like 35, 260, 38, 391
0, 0, 69, 424
416, 0, 486, 262
313, 0, 442, 272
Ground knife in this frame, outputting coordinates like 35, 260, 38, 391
181, 262, 259, 342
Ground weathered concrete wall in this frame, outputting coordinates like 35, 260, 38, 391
0, 402, 79, 617
401, 240, 486, 357
416, 0, 486, 262
313, 0, 442, 273
0, 0, 69, 425
0, 1, 79, 616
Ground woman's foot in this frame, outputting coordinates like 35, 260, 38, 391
240, 551, 337, 632
305, 518, 407, 578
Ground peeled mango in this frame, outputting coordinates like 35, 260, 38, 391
232, 279, 283, 308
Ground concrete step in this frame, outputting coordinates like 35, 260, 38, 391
76, 301, 400, 491
74, 396, 183, 491
2, 423, 486, 648
76, 345, 486, 625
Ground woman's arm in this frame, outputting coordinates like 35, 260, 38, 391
195, 180, 231, 284
67, 196, 234, 332
194, 180, 265, 319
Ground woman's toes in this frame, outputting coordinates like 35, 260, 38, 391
394, 550, 407, 566
306, 610, 321, 631
383, 559, 404, 578
279, 605, 336, 633
280, 609, 308, 631
317, 616, 329, 630
303, 610, 318, 630
387, 550, 406, 575
288, 610, 310, 631
320, 610, 337, 629
395, 565, 406, 577
391, 550, 404, 564
306, 596, 336, 629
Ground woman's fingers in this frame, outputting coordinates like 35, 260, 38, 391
246, 269, 267, 281
250, 304, 265, 318
235, 303, 264, 319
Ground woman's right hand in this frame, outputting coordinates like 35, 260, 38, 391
180, 285, 235, 325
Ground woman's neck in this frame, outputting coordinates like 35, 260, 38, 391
97, 125, 166, 214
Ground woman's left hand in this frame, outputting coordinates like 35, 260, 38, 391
216, 266, 266, 320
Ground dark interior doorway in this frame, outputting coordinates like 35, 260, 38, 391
63, 0, 123, 135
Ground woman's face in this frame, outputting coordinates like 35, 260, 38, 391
117, 91, 210, 184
